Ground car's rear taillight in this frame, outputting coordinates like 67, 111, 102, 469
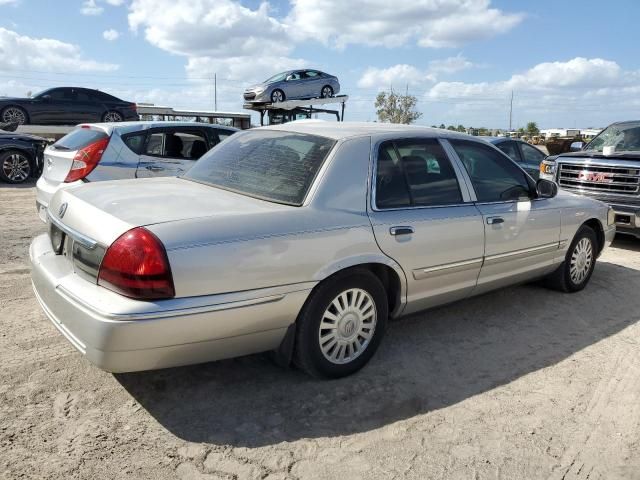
64, 136, 109, 183
98, 227, 175, 300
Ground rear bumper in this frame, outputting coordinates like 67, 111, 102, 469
30, 234, 312, 372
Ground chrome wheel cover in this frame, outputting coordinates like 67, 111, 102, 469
321, 86, 332, 97
2, 152, 30, 182
318, 288, 377, 365
570, 237, 593, 285
103, 111, 123, 122
272, 90, 284, 102
2, 107, 26, 124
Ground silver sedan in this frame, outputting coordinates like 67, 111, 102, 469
30, 122, 615, 378
243, 69, 340, 103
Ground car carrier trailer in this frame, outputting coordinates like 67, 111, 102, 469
244, 95, 348, 126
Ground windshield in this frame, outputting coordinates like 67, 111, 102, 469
585, 121, 640, 153
263, 72, 288, 83
184, 130, 336, 206
31, 88, 53, 98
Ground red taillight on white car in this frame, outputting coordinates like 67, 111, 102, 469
98, 227, 175, 300
64, 137, 109, 183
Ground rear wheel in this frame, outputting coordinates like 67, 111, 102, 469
545, 225, 597, 292
1, 106, 28, 125
271, 89, 285, 103
0, 150, 32, 183
102, 111, 123, 122
294, 269, 388, 378
320, 85, 334, 98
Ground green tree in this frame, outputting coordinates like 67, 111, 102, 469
526, 121, 540, 136
439, 123, 446, 129
375, 88, 423, 124
447, 125, 456, 131
456, 124, 466, 132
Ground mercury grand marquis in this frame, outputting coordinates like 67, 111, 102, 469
30, 122, 616, 378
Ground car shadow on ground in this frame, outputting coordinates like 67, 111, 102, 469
116, 260, 639, 448
0, 179, 37, 189
611, 234, 640, 252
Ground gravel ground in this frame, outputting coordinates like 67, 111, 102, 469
1, 182, 639, 480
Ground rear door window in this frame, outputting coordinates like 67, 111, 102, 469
52, 128, 108, 151
495, 141, 521, 163
375, 138, 463, 209
143, 130, 208, 159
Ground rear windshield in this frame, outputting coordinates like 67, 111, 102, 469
184, 130, 336, 206
53, 128, 108, 151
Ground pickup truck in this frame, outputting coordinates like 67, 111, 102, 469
540, 120, 640, 238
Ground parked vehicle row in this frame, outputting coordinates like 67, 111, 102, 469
0, 87, 138, 126
30, 122, 615, 378
35, 122, 237, 220
540, 120, 640, 238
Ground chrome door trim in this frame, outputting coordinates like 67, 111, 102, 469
439, 138, 477, 202
413, 257, 483, 280
483, 242, 560, 265
47, 210, 98, 250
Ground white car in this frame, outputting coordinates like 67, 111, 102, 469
36, 121, 237, 221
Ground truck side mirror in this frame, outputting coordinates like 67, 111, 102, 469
570, 141, 584, 152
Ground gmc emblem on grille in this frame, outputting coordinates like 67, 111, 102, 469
578, 171, 614, 183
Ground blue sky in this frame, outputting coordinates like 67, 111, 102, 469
0, 0, 639, 128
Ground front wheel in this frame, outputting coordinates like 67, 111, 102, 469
0, 150, 32, 183
271, 89, 285, 103
545, 225, 597, 292
1, 106, 28, 125
294, 269, 388, 378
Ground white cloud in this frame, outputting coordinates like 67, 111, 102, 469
424, 57, 640, 127
0, 27, 119, 72
0, 0, 19, 4
102, 29, 120, 41
357, 55, 474, 89
105, 0, 125, 4
286, 0, 524, 49
81, 0, 103, 15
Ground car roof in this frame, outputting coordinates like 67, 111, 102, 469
259, 121, 474, 141
79, 121, 239, 135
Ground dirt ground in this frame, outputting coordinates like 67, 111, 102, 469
1, 182, 639, 480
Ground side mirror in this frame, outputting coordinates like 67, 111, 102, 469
570, 141, 584, 152
285, 75, 293, 81
41, 94, 51, 102
536, 179, 558, 198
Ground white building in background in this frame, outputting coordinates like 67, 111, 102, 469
540, 128, 602, 140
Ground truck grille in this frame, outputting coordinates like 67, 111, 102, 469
557, 163, 640, 196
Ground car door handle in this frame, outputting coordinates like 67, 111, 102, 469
146, 165, 165, 171
486, 217, 504, 225
389, 226, 414, 236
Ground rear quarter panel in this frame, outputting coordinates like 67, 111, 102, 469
148, 136, 406, 299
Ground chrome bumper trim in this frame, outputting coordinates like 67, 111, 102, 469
47, 210, 99, 250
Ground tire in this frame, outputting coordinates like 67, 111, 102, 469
0, 150, 32, 184
1, 106, 28, 125
544, 225, 598, 293
294, 269, 388, 378
320, 85, 334, 98
102, 111, 124, 122
271, 89, 285, 103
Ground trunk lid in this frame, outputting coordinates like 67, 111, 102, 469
47, 176, 288, 246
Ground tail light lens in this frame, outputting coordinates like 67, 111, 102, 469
64, 137, 109, 183
98, 227, 175, 300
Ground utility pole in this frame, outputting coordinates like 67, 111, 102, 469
509, 90, 513, 131
214, 73, 217, 112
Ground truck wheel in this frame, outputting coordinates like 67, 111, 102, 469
294, 269, 388, 378
545, 225, 597, 293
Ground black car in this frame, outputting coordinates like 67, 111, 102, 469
485, 137, 547, 179
0, 129, 48, 183
0, 87, 138, 126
